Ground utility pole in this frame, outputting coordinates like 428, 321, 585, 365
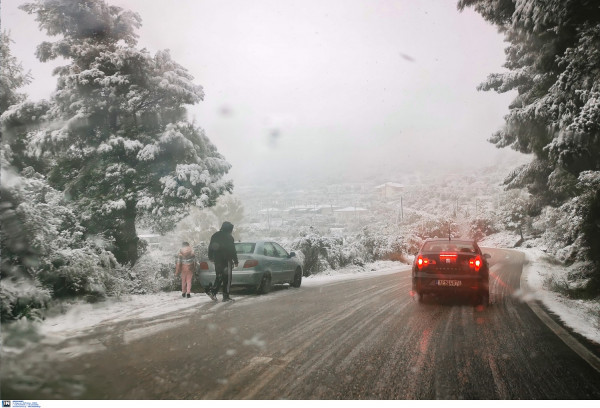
400, 195, 404, 222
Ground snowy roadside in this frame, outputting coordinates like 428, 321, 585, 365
481, 233, 600, 346
2, 260, 407, 346
519, 247, 600, 345
9, 237, 599, 355
302, 260, 410, 286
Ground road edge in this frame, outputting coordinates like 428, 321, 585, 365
519, 251, 600, 373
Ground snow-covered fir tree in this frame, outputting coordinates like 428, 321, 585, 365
15, 0, 233, 265
0, 32, 31, 113
459, 0, 600, 294
0, 32, 46, 172
1, 30, 126, 321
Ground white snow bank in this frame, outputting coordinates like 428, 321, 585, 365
519, 247, 600, 345
303, 260, 410, 286
479, 231, 522, 249
40, 291, 210, 337
8, 260, 408, 344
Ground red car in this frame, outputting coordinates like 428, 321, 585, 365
412, 238, 491, 305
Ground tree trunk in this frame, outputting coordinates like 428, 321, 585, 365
114, 201, 139, 266
518, 226, 524, 241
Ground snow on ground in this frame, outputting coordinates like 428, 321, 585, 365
482, 232, 600, 345
478, 232, 522, 249
3, 260, 408, 350
519, 247, 600, 345
302, 260, 410, 286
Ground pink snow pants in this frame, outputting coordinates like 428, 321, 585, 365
181, 270, 193, 294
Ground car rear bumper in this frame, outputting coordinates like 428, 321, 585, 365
412, 273, 488, 294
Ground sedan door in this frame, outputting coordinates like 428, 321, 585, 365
272, 242, 295, 282
262, 242, 283, 283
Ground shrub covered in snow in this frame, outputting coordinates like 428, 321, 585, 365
0, 278, 51, 322
291, 228, 338, 275
129, 248, 177, 294
0, 166, 131, 321
289, 226, 414, 276
413, 214, 460, 240
468, 215, 500, 242
531, 171, 600, 295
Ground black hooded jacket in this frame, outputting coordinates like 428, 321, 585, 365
208, 221, 238, 264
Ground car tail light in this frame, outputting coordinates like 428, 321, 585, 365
469, 256, 482, 272
199, 262, 209, 270
416, 255, 435, 269
243, 260, 259, 268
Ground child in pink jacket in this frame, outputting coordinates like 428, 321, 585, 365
175, 242, 196, 298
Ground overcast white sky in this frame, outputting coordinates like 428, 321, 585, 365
2, 0, 524, 188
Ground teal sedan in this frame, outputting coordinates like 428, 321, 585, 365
198, 240, 303, 294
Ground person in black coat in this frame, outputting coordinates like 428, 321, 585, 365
208, 221, 239, 301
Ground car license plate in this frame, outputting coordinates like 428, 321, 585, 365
437, 280, 462, 287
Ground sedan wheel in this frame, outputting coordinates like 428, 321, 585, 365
257, 273, 272, 295
291, 268, 302, 288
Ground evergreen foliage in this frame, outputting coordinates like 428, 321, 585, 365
17, 0, 232, 265
0, 165, 131, 321
0, 32, 31, 113
459, 0, 600, 294
1, 0, 233, 321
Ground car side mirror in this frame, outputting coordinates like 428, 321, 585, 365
289, 252, 296, 258
483, 253, 491, 259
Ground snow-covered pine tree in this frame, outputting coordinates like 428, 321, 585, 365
1, 32, 125, 320
458, 0, 600, 294
458, 0, 600, 199
18, 0, 233, 265
0, 32, 31, 113
0, 32, 46, 172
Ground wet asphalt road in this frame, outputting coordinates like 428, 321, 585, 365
2, 248, 600, 399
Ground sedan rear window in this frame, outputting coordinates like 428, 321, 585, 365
235, 243, 256, 254
421, 242, 475, 253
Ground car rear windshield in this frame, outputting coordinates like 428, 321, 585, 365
421, 242, 476, 253
235, 243, 256, 254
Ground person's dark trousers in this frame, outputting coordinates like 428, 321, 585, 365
213, 260, 233, 299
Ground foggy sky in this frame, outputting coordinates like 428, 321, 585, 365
1, 0, 524, 188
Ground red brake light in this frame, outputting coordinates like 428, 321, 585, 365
243, 260, 259, 268
439, 252, 457, 259
439, 252, 457, 264
199, 262, 209, 270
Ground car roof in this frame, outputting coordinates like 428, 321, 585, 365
235, 241, 289, 246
